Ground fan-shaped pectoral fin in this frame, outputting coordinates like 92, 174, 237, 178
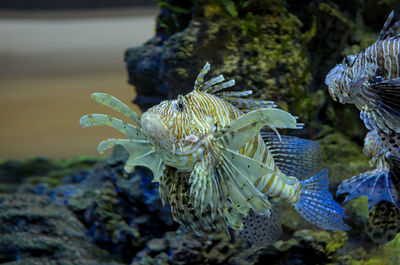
218, 147, 272, 216
80, 114, 146, 140
189, 158, 219, 215
217, 108, 298, 151
97, 138, 164, 182
91, 93, 141, 127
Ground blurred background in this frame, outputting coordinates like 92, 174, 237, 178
0, 0, 158, 159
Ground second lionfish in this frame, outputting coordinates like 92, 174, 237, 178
325, 10, 400, 244
81, 63, 348, 245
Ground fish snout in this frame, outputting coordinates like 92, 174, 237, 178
141, 112, 172, 149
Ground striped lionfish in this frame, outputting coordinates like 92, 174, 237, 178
81, 63, 348, 245
325, 10, 400, 244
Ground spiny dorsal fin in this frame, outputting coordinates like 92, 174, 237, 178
195, 63, 277, 112
378, 10, 400, 41
222, 98, 277, 112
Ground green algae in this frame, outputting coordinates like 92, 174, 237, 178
318, 132, 371, 187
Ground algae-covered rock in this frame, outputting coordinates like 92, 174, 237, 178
125, 0, 396, 141
318, 132, 371, 188
126, 0, 315, 124
0, 194, 121, 265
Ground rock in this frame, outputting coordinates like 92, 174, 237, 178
318, 132, 371, 188
125, 0, 314, 124
0, 194, 121, 265
13, 148, 177, 262
0, 155, 102, 194
147, 238, 168, 252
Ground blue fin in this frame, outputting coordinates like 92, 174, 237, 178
294, 169, 349, 230
337, 170, 400, 210
261, 132, 323, 180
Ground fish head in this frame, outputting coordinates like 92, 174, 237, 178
141, 99, 175, 152
141, 91, 212, 155
325, 54, 359, 104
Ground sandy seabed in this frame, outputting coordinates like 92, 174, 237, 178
0, 8, 156, 159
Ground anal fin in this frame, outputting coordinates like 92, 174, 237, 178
239, 203, 282, 246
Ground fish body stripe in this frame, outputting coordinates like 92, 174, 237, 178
155, 90, 300, 203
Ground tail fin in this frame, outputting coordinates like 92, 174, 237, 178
337, 170, 400, 210
294, 169, 349, 230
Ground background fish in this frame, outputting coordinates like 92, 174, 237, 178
325, 10, 400, 135
80, 63, 348, 245
325, 10, 400, 244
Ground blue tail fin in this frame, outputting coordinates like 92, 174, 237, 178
294, 169, 349, 230
337, 170, 400, 210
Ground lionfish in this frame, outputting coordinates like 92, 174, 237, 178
325, 10, 400, 244
81, 63, 348, 245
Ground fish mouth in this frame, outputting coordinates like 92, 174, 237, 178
141, 112, 174, 150
325, 65, 344, 102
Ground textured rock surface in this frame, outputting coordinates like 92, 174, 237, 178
126, 0, 314, 124
15, 147, 177, 262
0, 150, 398, 264
125, 0, 396, 141
0, 193, 121, 265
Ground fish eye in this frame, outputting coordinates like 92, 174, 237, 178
176, 96, 185, 112
343, 56, 349, 66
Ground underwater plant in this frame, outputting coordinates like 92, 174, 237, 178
81, 62, 348, 245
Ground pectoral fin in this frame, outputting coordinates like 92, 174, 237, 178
97, 138, 163, 182
91, 93, 141, 127
364, 78, 400, 133
189, 159, 221, 217
217, 108, 298, 151
80, 114, 146, 140
219, 148, 272, 216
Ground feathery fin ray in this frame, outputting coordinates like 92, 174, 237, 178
337, 170, 400, 210
91, 93, 141, 127
80, 114, 146, 140
97, 138, 163, 182
261, 132, 323, 180
295, 169, 350, 230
